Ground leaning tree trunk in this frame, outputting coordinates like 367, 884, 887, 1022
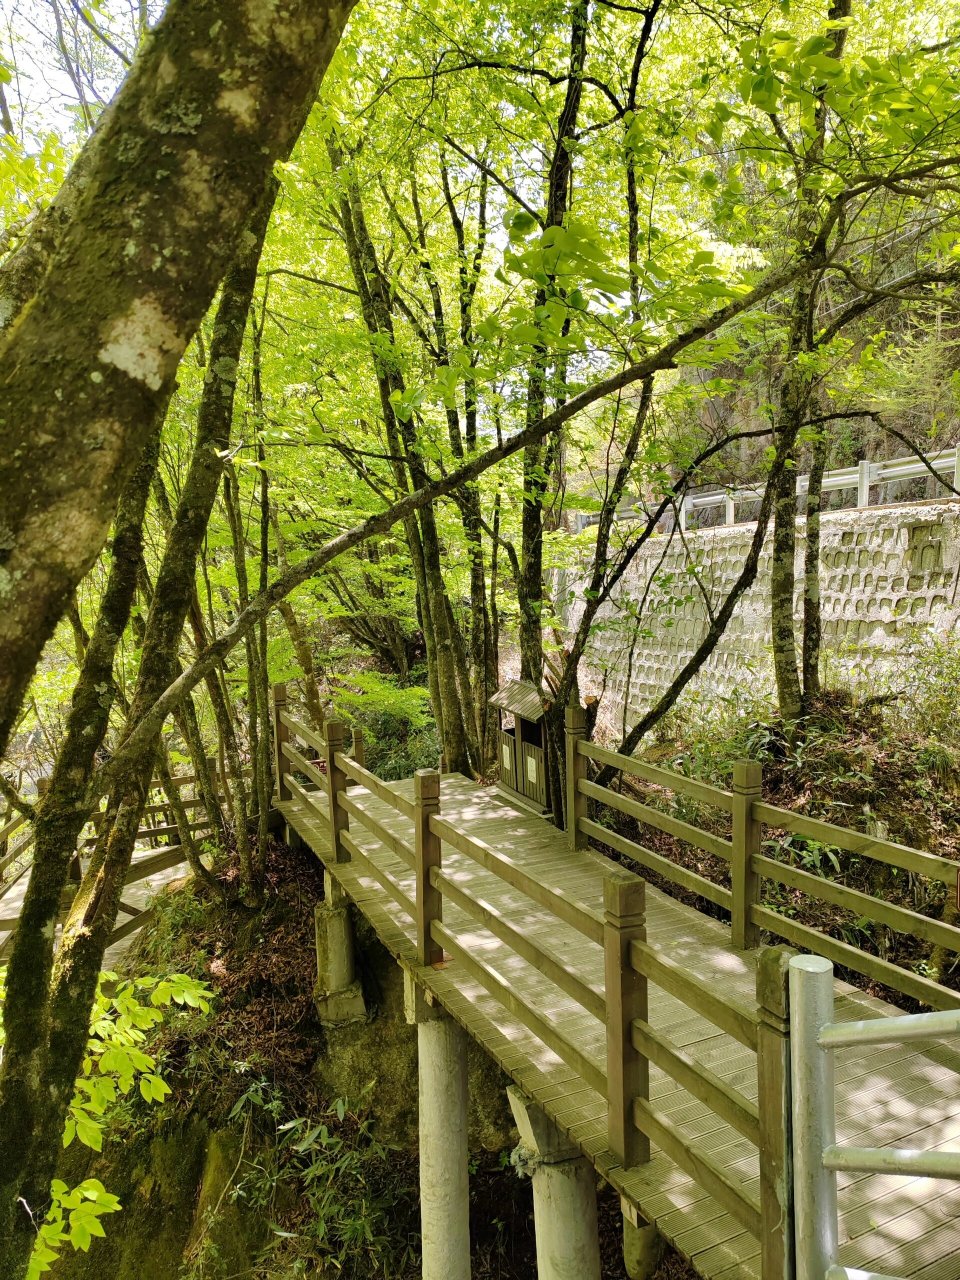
0, 179, 278, 1279
0, 434, 158, 1245
0, 0, 356, 762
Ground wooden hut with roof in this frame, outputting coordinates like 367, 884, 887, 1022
489, 678, 549, 812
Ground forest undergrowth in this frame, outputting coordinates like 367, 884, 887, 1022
592, 636, 960, 1011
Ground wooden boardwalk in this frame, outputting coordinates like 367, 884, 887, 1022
279, 773, 960, 1280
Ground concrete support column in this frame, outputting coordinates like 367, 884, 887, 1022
404, 972, 471, 1280
621, 1196, 663, 1279
313, 871, 366, 1024
507, 1086, 601, 1280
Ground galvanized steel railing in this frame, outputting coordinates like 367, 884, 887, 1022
789, 954, 960, 1280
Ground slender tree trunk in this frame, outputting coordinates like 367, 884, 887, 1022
519, 0, 589, 689
0, 0, 355, 760
0, 435, 158, 1245
801, 427, 828, 705
155, 747, 221, 897
0, 180, 277, 1276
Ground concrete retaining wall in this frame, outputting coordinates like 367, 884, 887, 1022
563, 500, 960, 735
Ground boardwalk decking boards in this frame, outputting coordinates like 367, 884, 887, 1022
278, 774, 960, 1280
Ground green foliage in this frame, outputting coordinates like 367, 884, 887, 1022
334, 670, 440, 780
0, 968, 212, 1276
225, 1087, 417, 1280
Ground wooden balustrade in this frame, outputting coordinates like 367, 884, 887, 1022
731, 760, 763, 950
324, 720, 350, 864
569, 713, 960, 1007
604, 870, 649, 1168
756, 946, 794, 1280
414, 769, 442, 966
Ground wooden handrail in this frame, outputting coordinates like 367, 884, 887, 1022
0, 813, 28, 844
751, 905, 960, 1011
430, 814, 604, 944
629, 938, 760, 1050
577, 740, 735, 812
752, 800, 959, 884
334, 751, 418, 821
340, 830, 416, 918
753, 853, 960, 954
280, 739, 325, 792
579, 817, 731, 909
431, 919, 607, 1095
579, 777, 733, 861
338, 793, 415, 869
430, 865, 604, 1021
632, 1098, 762, 1236
278, 707, 329, 758
630, 1017, 760, 1146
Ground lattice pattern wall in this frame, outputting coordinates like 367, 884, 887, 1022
562, 500, 960, 734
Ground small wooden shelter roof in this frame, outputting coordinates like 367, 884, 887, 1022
489, 678, 544, 722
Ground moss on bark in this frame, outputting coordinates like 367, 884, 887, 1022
0, 0, 357, 760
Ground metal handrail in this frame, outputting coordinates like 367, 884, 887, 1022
790, 954, 960, 1280
575, 445, 959, 532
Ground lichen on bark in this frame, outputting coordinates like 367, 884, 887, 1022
0, 0, 357, 762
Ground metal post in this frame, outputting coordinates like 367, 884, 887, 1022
678, 495, 688, 531
565, 700, 588, 849
604, 870, 649, 1168
731, 761, 762, 950
789, 955, 838, 1280
857, 459, 872, 508
414, 769, 443, 966
725, 493, 736, 526
323, 719, 350, 863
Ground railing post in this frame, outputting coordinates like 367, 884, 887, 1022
857, 458, 872, 508
414, 768, 443, 967
272, 683, 291, 803
678, 494, 688, 531
757, 946, 796, 1280
731, 760, 762, 950
323, 719, 350, 863
724, 493, 735, 526
789, 955, 838, 1280
604, 870, 649, 1169
565, 700, 588, 850
351, 727, 365, 769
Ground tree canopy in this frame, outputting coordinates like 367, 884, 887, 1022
1, 0, 960, 1273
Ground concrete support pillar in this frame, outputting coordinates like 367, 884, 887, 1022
404, 971, 471, 1280
621, 1196, 663, 1279
507, 1086, 601, 1280
313, 871, 365, 1024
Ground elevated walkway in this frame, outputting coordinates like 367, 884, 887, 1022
279, 771, 960, 1280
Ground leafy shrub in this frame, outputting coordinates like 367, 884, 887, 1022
0, 967, 211, 1277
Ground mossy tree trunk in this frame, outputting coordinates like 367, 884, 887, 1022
768, 0, 850, 726
0, 178, 279, 1279
0, 434, 158, 1249
518, 0, 588, 692
0, 0, 356, 761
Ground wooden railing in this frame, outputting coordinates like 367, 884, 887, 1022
0, 767, 230, 957
566, 705, 960, 1011
275, 696, 792, 1276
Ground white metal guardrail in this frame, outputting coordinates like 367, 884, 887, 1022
576, 445, 960, 532
789, 954, 960, 1280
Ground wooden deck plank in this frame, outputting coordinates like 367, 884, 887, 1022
278, 773, 960, 1280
